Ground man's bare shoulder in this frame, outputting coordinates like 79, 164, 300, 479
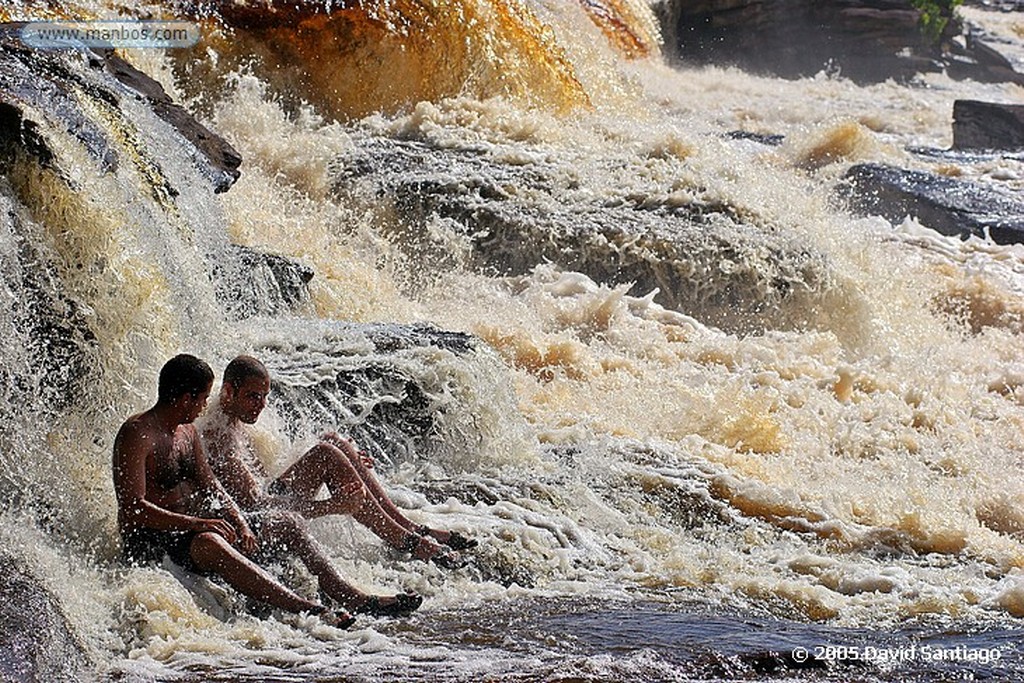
115, 411, 155, 447
112, 411, 162, 472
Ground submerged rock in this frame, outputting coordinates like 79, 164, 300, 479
259, 323, 478, 469
838, 163, 1024, 243
0, 186, 96, 416
214, 244, 314, 319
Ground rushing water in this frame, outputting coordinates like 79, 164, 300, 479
2, 1, 1024, 681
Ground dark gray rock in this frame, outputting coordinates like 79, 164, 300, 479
651, 1, 1024, 85
0, 551, 91, 682
260, 323, 478, 469
953, 99, 1024, 150
0, 26, 240, 193
214, 244, 315, 319
651, 0, 946, 83
838, 163, 1024, 243
335, 133, 837, 335
97, 48, 241, 192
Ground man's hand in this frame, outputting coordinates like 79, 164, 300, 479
237, 526, 259, 556
194, 517, 237, 545
358, 449, 373, 470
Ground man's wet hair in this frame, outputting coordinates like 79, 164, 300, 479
158, 353, 214, 404
223, 355, 269, 388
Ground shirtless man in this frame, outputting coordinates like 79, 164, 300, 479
201, 355, 475, 570
113, 354, 419, 625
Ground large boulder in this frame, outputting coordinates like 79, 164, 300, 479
953, 99, 1024, 150
838, 163, 1024, 243
214, 244, 315, 319
262, 322, 478, 469
0, 551, 91, 682
651, 1, 1024, 85
651, 0, 945, 82
335, 133, 837, 335
98, 48, 241, 192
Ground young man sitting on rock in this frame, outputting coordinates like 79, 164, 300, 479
200, 355, 476, 571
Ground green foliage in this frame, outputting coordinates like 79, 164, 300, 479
911, 0, 963, 44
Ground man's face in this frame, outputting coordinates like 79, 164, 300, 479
224, 375, 270, 424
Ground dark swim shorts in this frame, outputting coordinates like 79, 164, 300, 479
121, 528, 202, 573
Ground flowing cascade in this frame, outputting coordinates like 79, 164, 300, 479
1, 0, 1024, 681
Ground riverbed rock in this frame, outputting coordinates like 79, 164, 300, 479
335, 133, 838, 335
261, 323, 478, 469
214, 244, 315, 319
0, 27, 240, 192
0, 550, 91, 682
952, 99, 1024, 150
838, 163, 1024, 243
0, 184, 97, 416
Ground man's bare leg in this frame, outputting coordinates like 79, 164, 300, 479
258, 512, 421, 616
258, 512, 363, 607
188, 531, 337, 616
276, 443, 449, 558
322, 433, 474, 550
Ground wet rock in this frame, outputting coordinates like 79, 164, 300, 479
838, 163, 1024, 243
336, 134, 836, 335
0, 27, 240, 193
97, 48, 241, 192
259, 323, 478, 469
946, 31, 1024, 85
725, 130, 785, 146
0, 550, 91, 682
0, 186, 97, 415
214, 244, 314, 319
0, 30, 118, 176
952, 99, 1024, 150
653, 1, 1024, 85
651, 0, 946, 83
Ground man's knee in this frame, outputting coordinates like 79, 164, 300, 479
320, 435, 359, 459
264, 509, 306, 536
189, 531, 231, 569
312, 442, 358, 473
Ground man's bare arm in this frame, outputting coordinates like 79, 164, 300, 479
190, 430, 258, 554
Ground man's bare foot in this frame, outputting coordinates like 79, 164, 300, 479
416, 525, 478, 551
314, 608, 356, 629
400, 532, 466, 569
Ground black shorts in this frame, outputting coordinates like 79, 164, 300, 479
122, 528, 202, 573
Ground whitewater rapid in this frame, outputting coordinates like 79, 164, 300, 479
2, 1, 1024, 680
